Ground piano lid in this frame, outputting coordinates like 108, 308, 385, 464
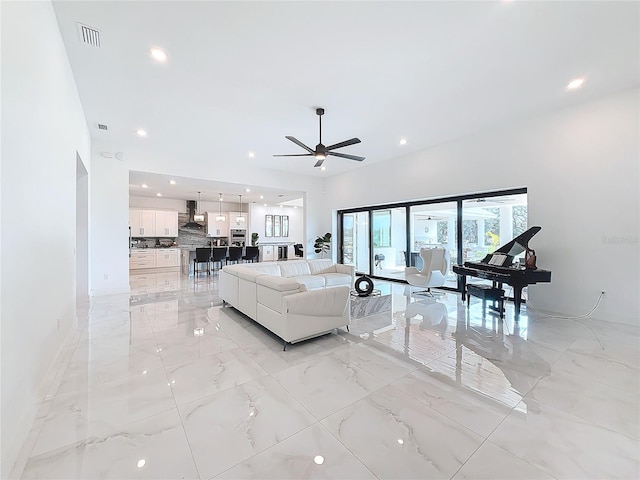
493, 226, 542, 257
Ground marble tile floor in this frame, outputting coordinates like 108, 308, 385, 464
11, 272, 640, 479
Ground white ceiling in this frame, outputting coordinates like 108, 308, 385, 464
52, 1, 639, 200
129, 170, 304, 205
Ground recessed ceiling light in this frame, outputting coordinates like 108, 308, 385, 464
313, 455, 325, 465
136, 129, 147, 137
399, 138, 407, 145
137, 459, 146, 469
263, 203, 267, 207
156, 193, 162, 197
248, 152, 255, 158
259, 195, 264, 199
320, 166, 326, 171
245, 188, 251, 192
141, 184, 148, 188
150, 48, 167, 62
566, 78, 585, 90
169, 180, 176, 185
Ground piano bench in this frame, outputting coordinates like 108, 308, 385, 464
466, 284, 505, 318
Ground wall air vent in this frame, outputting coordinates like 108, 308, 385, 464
77, 23, 101, 47
97, 123, 108, 130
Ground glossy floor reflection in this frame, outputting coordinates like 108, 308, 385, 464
14, 271, 640, 479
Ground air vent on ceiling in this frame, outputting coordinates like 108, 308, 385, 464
97, 123, 108, 130
77, 23, 101, 47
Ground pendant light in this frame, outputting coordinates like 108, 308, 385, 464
237, 194, 246, 223
194, 191, 205, 222
216, 193, 225, 222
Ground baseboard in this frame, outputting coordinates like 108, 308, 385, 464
90, 286, 130, 296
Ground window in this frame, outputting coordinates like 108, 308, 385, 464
372, 210, 391, 247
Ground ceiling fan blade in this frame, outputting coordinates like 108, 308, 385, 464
314, 158, 325, 168
328, 151, 365, 162
326, 138, 361, 151
285, 136, 314, 153
273, 153, 313, 157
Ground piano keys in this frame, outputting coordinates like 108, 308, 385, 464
452, 226, 552, 318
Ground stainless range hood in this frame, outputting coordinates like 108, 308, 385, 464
182, 200, 204, 229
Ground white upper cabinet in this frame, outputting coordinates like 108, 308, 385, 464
130, 209, 156, 237
228, 211, 248, 229
130, 209, 177, 237
155, 210, 178, 237
206, 212, 229, 237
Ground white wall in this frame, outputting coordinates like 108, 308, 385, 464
129, 195, 243, 214
324, 89, 640, 325
90, 155, 129, 295
0, 1, 91, 476
129, 196, 185, 211
249, 204, 303, 245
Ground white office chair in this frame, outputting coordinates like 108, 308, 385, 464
404, 247, 449, 297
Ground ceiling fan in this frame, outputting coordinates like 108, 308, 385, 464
273, 108, 365, 168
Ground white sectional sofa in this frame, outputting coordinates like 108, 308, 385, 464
219, 259, 354, 348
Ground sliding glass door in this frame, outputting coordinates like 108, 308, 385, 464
372, 207, 406, 281
409, 202, 457, 288
338, 188, 527, 292
462, 193, 528, 285
342, 212, 370, 274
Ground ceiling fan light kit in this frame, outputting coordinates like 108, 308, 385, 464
274, 108, 365, 168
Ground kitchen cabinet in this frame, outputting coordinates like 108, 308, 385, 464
130, 209, 178, 237
260, 245, 276, 262
130, 248, 180, 270
130, 209, 156, 237
155, 210, 178, 237
228, 211, 248, 229
129, 249, 156, 269
206, 212, 229, 237
156, 249, 180, 268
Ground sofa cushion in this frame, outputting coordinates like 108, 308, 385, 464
256, 275, 300, 292
292, 275, 326, 290
320, 272, 352, 287
235, 267, 270, 282
307, 259, 335, 275
279, 260, 311, 278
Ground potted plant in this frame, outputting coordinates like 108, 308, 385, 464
251, 232, 259, 246
314, 232, 332, 258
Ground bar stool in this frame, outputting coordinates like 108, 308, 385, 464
211, 247, 227, 273
242, 246, 259, 263
227, 246, 243, 265
193, 248, 211, 276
